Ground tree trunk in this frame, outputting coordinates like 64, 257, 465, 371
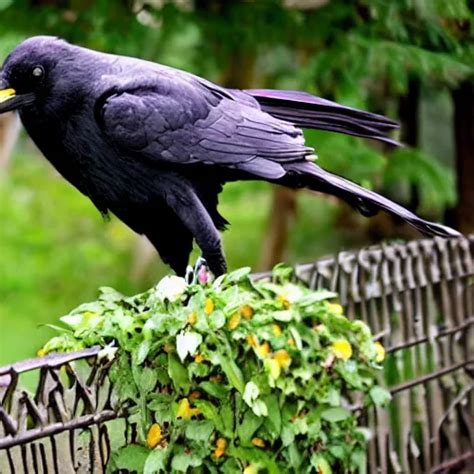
258, 187, 297, 270
452, 81, 474, 234
397, 77, 420, 211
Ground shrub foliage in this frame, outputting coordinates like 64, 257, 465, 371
42, 266, 390, 473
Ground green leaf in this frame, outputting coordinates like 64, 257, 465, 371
144, 447, 169, 474
221, 401, 235, 437
351, 449, 368, 474
223, 267, 251, 284
320, 407, 352, 423
199, 381, 228, 399
237, 409, 264, 445
263, 395, 282, 438
209, 310, 226, 329
228, 446, 280, 474
185, 420, 214, 442
310, 454, 333, 474
113, 445, 149, 472
298, 291, 338, 306
171, 450, 203, 472
134, 340, 151, 365
370, 386, 392, 406
194, 399, 226, 434
281, 425, 295, 447
139, 367, 158, 393
168, 352, 190, 394
218, 353, 245, 393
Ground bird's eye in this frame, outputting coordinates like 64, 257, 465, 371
32, 66, 44, 79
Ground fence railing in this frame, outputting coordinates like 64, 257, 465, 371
1, 236, 473, 473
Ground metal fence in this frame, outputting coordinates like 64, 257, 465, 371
1, 236, 473, 473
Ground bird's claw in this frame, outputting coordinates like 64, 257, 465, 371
185, 256, 212, 285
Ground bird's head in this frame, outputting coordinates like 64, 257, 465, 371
0, 36, 77, 114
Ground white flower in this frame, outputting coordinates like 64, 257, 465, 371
243, 381, 260, 407
281, 283, 304, 303
155, 275, 188, 302
176, 331, 202, 362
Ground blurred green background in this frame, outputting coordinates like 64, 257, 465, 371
0, 0, 473, 365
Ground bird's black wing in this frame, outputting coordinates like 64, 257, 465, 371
97, 72, 314, 179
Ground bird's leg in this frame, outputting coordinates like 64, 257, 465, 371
161, 180, 227, 277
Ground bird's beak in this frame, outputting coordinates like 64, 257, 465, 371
0, 81, 35, 114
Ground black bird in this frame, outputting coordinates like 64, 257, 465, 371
0, 36, 460, 276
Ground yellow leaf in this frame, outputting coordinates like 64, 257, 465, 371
374, 342, 385, 362
251, 437, 265, 448
205, 298, 215, 315
244, 464, 258, 474
272, 324, 282, 336
187, 312, 197, 325
265, 358, 281, 380
241, 305, 253, 319
277, 295, 290, 309
146, 423, 162, 448
256, 341, 270, 359
328, 303, 344, 315
176, 398, 200, 419
331, 340, 353, 360
247, 335, 258, 347
214, 438, 227, 458
273, 349, 292, 369
228, 313, 241, 330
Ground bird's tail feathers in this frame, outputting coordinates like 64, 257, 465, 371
285, 162, 460, 238
246, 89, 400, 145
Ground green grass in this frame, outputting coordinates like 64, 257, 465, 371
0, 144, 354, 366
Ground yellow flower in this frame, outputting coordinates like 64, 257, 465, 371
374, 342, 385, 362
287, 338, 295, 346
331, 339, 353, 360
205, 298, 215, 315
214, 438, 227, 458
256, 341, 271, 359
37, 348, 47, 357
176, 398, 200, 419
277, 294, 290, 309
272, 324, 282, 336
228, 313, 241, 330
328, 303, 344, 315
194, 353, 204, 363
251, 437, 265, 448
187, 312, 197, 325
314, 324, 326, 333
247, 335, 258, 347
241, 305, 253, 319
244, 464, 258, 474
146, 423, 162, 448
273, 349, 292, 370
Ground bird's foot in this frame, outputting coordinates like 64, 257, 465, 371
185, 256, 212, 285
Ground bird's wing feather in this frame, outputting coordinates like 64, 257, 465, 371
98, 74, 313, 180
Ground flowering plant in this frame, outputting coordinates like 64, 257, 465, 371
42, 265, 390, 473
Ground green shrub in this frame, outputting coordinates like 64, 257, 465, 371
42, 265, 390, 473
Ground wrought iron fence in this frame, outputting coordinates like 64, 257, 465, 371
1, 236, 473, 473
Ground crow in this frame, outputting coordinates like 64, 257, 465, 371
0, 36, 460, 276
